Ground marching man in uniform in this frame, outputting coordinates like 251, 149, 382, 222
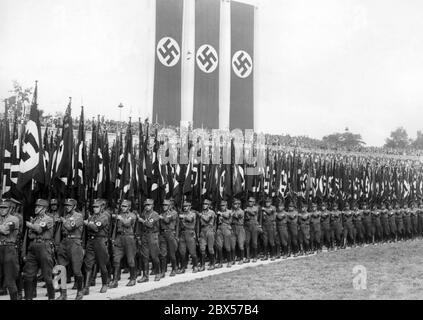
388, 203, 397, 242
56, 198, 84, 300
330, 201, 343, 250
352, 203, 365, 247
109, 199, 137, 288
310, 203, 322, 253
137, 199, 161, 282
23, 199, 55, 300
287, 201, 299, 257
342, 202, 354, 248
216, 201, 235, 268
197, 199, 216, 271
275, 199, 289, 258
9, 199, 24, 299
244, 197, 260, 262
298, 204, 311, 255
177, 201, 199, 274
380, 202, 391, 243
261, 197, 276, 261
82, 199, 110, 295
320, 202, 332, 251
231, 199, 246, 264
0, 199, 20, 300
159, 199, 179, 277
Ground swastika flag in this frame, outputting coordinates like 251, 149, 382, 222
153, 0, 183, 127
193, 0, 220, 129
230, 1, 254, 130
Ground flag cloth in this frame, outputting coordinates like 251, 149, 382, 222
75, 106, 86, 208
230, 1, 254, 130
52, 99, 74, 196
121, 120, 134, 200
17, 82, 44, 191
193, 0, 220, 129
9, 110, 21, 199
137, 120, 148, 200
153, 0, 183, 126
2, 107, 12, 197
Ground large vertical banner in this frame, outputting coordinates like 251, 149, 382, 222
153, 0, 184, 126
193, 0, 220, 129
230, 1, 254, 130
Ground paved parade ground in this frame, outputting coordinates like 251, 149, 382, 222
3, 238, 423, 300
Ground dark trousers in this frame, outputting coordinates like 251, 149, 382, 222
57, 238, 84, 278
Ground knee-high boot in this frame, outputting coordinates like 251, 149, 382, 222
24, 279, 33, 300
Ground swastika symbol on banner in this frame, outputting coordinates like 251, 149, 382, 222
196, 44, 218, 73
232, 50, 253, 78
157, 37, 180, 67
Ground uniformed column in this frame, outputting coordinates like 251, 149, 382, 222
180, 0, 196, 128
218, 0, 231, 130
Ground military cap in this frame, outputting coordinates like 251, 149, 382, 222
162, 200, 171, 206
248, 197, 256, 202
64, 198, 77, 206
93, 198, 105, 206
10, 198, 22, 206
183, 201, 191, 207
35, 199, 49, 207
203, 199, 211, 205
0, 199, 10, 208
121, 199, 131, 207
233, 199, 241, 205
144, 199, 154, 206
50, 198, 58, 205
220, 201, 227, 206
92, 199, 102, 207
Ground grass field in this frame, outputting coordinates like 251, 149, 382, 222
121, 239, 423, 300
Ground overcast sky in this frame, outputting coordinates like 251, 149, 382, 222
1, 0, 423, 146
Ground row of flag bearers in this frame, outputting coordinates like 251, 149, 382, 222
2, 193, 423, 300
2, 83, 423, 299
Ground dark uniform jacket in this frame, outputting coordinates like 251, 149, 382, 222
28, 214, 54, 241
262, 206, 276, 226
139, 210, 160, 233
198, 209, 216, 229
0, 214, 20, 243
231, 209, 244, 226
61, 210, 84, 239
244, 206, 259, 225
86, 211, 110, 237
160, 209, 178, 232
116, 211, 136, 236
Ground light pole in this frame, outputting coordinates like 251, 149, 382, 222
118, 103, 124, 132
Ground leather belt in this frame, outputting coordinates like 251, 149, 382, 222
88, 235, 106, 240
31, 238, 51, 243
116, 232, 134, 236
0, 240, 16, 246
64, 235, 80, 239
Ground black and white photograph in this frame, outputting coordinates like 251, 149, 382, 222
1, 0, 423, 307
